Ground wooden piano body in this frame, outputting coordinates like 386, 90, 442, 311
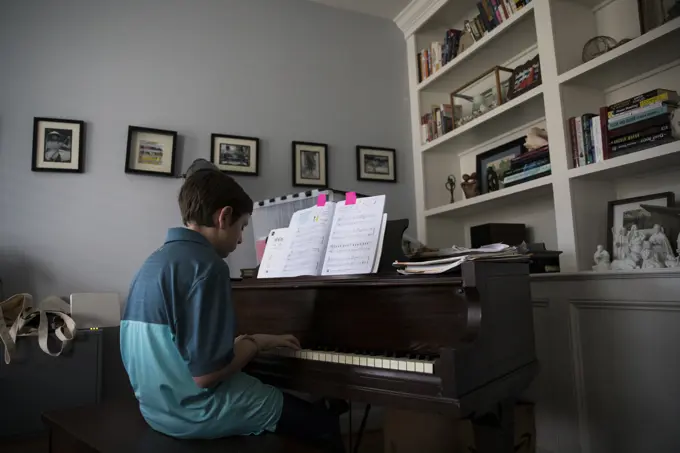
232, 260, 537, 452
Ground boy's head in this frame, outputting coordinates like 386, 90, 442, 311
178, 169, 253, 258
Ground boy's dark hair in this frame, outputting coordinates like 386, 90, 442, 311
178, 170, 253, 227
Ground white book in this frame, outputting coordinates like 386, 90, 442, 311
591, 117, 604, 163
257, 195, 386, 278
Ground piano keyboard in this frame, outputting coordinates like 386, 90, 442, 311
265, 348, 436, 374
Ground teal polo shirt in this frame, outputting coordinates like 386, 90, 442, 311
120, 227, 283, 439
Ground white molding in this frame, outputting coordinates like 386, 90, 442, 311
394, 0, 447, 38
533, 298, 549, 308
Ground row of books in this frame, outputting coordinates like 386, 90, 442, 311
503, 145, 551, 187
416, 0, 532, 84
420, 104, 455, 144
569, 89, 678, 167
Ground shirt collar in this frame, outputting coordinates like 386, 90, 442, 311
164, 227, 213, 248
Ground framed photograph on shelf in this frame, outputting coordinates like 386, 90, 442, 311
607, 191, 675, 254
356, 146, 396, 182
507, 55, 542, 100
292, 141, 328, 188
32, 117, 86, 173
210, 134, 259, 176
638, 0, 678, 33
476, 137, 526, 194
125, 126, 178, 177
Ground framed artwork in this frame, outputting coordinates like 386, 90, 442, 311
607, 192, 675, 254
125, 126, 178, 177
292, 141, 328, 188
476, 137, 526, 194
356, 146, 396, 182
507, 55, 542, 100
32, 117, 86, 173
638, 0, 678, 33
210, 134, 259, 176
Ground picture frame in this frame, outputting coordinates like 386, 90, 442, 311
292, 141, 328, 188
125, 126, 178, 177
210, 134, 259, 176
32, 117, 86, 173
607, 192, 675, 255
475, 137, 527, 194
637, 0, 677, 33
507, 55, 542, 100
356, 146, 396, 183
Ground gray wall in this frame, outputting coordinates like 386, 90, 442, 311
0, 0, 413, 300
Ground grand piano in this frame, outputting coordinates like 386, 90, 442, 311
232, 259, 538, 452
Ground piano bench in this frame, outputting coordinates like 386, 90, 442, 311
42, 401, 325, 453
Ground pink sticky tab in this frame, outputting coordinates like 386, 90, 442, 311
346, 192, 357, 205
317, 194, 327, 207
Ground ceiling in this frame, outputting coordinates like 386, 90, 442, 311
305, 0, 412, 20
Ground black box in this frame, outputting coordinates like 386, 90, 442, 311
470, 223, 526, 248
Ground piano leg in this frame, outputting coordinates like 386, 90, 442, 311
471, 398, 515, 453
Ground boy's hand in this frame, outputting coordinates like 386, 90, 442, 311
252, 334, 301, 352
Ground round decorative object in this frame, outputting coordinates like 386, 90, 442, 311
461, 173, 479, 199
582, 36, 618, 63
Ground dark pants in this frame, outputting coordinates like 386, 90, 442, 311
275, 392, 345, 453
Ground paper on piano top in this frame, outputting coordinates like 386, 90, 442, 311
371, 213, 388, 273
256, 228, 290, 278
321, 195, 386, 276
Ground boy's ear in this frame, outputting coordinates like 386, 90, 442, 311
215, 206, 234, 229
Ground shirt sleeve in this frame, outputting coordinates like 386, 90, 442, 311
173, 268, 235, 377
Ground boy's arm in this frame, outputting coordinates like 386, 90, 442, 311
193, 334, 300, 389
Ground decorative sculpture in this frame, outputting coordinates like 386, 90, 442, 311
592, 245, 611, 271
461, 173, 479, 199
445, 175, 456, 204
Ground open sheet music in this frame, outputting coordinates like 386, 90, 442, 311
257, 195, 386, 278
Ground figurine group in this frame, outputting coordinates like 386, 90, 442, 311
593, 224, 679, 271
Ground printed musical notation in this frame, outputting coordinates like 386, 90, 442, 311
256, 228, 290, 278
280, 203, 336, 277
321, 195, 386, 276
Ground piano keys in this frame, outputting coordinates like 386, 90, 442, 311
232, 260, 537, 453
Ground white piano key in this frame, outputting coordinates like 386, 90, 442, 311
424, 362, 434, 374
390, 360, 399, 370
312, 351, 320, 361
352, 356, 361, 366
367, 358, 375, 367
398, 361, 407, 371
415, 361, 424, 373
359, 357, 367, 367
406, 361, 415, 372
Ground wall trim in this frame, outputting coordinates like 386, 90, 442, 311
394, 0, 447, 37
570, 299, 680, 312
568, 303, 591, 453
531, 268, 680, 282
532, 298, 549, 308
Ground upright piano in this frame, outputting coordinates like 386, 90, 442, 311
233, 260, 537, 452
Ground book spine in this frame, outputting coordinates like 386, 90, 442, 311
505, 158, 550, 177
609, 124, 671, 146
575, 117, 586, 166
591, 117, 603, 163
477, 3, 492, 31
607, 89, 677, 115
582, 114, 594, 164
608, 101, 667, 123
504, 164, 551, 185
482, 0, 497, 27
608, 93, 674, 117
608, 113, 670, 138
568, 118, 579, 167
611, 130, 673, 153
609, 105, 671, 129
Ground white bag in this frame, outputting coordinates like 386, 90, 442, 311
0, 293, 77, 364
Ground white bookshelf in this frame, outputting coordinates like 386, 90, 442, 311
398, 0, 680, 272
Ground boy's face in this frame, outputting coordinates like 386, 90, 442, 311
215, 208, 250, 258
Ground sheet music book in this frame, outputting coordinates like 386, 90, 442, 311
257, 195, 386, 278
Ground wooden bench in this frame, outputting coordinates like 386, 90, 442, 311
42, 401, 325, 453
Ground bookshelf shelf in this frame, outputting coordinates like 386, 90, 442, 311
417, 3, 535, 93
420, 86, 544, 153
557, 17, 680, 89
568, 140, 680, 181
424, 175, 553, 218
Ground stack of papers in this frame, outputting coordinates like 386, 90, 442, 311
394, 244, 524, 275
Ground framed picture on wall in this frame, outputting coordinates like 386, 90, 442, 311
210, 134, 259, 176
125, 126, 178, 177
356, 146, 396, 182
32, 117, 86, 173
292, 141, 328, 188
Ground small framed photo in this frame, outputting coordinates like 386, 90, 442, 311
210, 134, 259, 176
607, 192, 675, 254
476, 137, 526, 194
125, 126, 178, 177
32, 117, 86, 173
356, 146, 396, 182
507, 55, 542, 100
292, 141, 328, 188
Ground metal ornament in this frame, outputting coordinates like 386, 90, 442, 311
445, 175, 456, 203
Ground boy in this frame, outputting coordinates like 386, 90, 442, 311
120, 165, 344, 452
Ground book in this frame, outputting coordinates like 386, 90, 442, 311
610, 130, 674, 155
609, 123, 671, 146
607, 101, 675, 124
608, 113, 671, 139
609, 104, 675, 129
581, 113, 597, 164
591, 117, 604, 163
607, 89, 679, 118
257, 195, 387, 278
